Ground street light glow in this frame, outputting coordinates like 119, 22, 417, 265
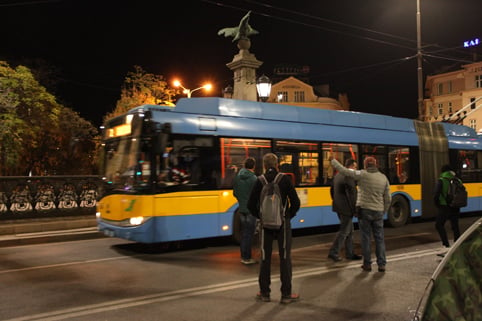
173, 80, 212, 98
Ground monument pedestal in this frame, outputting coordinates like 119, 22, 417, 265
226, 39, 262, 101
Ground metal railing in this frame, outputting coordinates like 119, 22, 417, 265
0, 176, 102, 220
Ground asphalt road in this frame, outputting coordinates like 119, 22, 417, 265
0, 216, 479, 321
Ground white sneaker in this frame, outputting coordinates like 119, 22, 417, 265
436, 246, 449, 257
241, 258, 257, 265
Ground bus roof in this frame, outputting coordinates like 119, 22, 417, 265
173, 98, 416, 133
130, 98, 480, 148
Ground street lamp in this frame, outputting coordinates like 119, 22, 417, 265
223, 85, 233, 99
256, 74, 271, 102
173, 80, 212, 98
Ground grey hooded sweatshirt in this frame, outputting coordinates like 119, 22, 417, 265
331, 159, 391, 213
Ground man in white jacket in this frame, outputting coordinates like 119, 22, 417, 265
330, 156, 391, 272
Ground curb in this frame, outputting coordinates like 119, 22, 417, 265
0, 216, 105, 247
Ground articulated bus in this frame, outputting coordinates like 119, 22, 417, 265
97, 98, 482, 243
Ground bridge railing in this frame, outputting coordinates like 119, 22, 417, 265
0, 176, 102, 220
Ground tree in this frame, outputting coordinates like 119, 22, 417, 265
105, 65, 178, 121
0, 69, 25, 175
0, 60, 99, 176
55, 107, 100, 175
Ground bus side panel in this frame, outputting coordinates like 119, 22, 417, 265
461, 183, 482, 213
291, 186, 337, 228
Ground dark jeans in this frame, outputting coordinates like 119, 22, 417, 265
259, 222, 292, 297
359, 208, 386, 267
329, 212, 355, 258
435, 206, 460, 247
240, 212, 256, 260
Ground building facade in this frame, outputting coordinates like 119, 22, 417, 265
265, 76, 349, 111
423, 61, 482, 132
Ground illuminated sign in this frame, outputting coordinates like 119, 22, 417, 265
464, 38, 480, 48
107, 114, 133, 138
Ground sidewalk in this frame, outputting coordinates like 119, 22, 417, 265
0, 215, 102, 247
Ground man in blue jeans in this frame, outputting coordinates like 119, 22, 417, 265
331, 156, 391, 272
233, 157, 258, 264
328, 158, 362, 262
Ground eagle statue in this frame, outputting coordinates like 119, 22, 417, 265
218, 11, 259, 42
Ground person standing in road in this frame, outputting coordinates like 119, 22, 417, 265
247, 153, 301, 304
433, 164, 461, 256
328, 158, 362, 262
233, 157, 258, 265
330, 156, 391, 272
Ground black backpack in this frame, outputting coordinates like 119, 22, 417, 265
445, 177, 468, 208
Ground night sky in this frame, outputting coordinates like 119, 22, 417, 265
1, 0, 481, 127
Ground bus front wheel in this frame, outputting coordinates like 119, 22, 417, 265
387, 195, 410, 227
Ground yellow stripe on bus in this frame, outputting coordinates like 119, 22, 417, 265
98, 183, 482, 222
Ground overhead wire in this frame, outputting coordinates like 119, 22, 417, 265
202, 0, 475, 74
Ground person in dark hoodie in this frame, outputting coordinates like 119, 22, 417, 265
233, 157, 258, 265
328, 158, 362, 262
433, 164, 461, 256
248, 153, 301, 304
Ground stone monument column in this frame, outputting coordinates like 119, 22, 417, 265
226, 39, 262, 101
218, 11, 262, 101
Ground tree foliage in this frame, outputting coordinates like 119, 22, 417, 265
0, 61, 99, 176
105, 65, 178, 122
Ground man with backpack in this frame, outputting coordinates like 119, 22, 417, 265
433, 164, 463, 256
247, 153, 301, 304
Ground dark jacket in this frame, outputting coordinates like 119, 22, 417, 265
331, 172, 357, 216
233, 168, 257, 214
247, 168, 300, 220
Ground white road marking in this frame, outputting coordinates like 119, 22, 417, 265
2, 248, 440, 321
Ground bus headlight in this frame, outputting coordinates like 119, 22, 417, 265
129, 216, 145, 225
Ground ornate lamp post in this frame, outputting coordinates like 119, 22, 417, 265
223, 85, 233, 99
173, 80, 212, 98
256, 74, 271, 102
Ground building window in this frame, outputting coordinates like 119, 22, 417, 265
277, 91, 288, 102
448, 81, 452, 93
448, 102, 453, 114
476, 75, 482, 88
470, 119, 476, 130
437, 83, 443, 95
438, 103, 443, 115
471, 97, 476, 110
294, 91, 305, 102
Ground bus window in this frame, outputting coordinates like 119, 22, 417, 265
158, 136, 215, 188
456, 150, 482, 182
278, 153, 295, 185
322, 143, 358, 186
388, 147, 410, 184
276, 140, 319, 186
220, 138, 271, 188
299, 152, 318, 185
361, 145, 388, 174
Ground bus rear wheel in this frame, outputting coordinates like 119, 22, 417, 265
387, 195, 410, 227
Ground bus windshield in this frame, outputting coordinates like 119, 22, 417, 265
103, 137, 153, 191
102, 112, 156, 191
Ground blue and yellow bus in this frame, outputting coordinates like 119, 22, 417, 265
97, 98, 482, 243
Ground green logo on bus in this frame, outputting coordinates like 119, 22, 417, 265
124, 200, 136, 212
